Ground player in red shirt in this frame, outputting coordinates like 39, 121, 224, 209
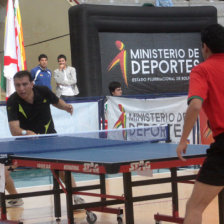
177, 24, 224, 224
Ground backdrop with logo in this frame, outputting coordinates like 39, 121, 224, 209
69, 4, 217, 97
105, 95, 194, 143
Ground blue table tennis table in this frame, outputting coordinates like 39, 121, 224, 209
0, 134, 223, 224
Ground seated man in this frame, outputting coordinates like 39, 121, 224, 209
108, 81, 122, 96
103, 81, 123, 129
5, 70, 84, 207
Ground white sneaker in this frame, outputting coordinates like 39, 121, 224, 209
6, 198, 24, 207
73, 195, 85, 205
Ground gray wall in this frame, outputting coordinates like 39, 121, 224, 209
0, 0, 72, 100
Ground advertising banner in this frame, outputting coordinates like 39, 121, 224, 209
69, 4, 216, 97
100, 32, 202, 95
106, 95, 192, 143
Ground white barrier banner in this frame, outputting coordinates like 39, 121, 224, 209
51, 102, 99, 134
0, 106, 11, 138
0, 102, 99, 138
106, 95, 190, 143
0, 164, 5, 193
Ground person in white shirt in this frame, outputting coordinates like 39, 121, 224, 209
54, 54, 79, 101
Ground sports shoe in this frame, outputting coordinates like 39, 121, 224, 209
6, 198, 24, 207
73, 195, 85, 205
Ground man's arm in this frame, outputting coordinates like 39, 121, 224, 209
9, 120, 36, 136
54, 67, 77, 86
53, 70, 62, 86
176, 98, 202, 161
53, 99, 73, 115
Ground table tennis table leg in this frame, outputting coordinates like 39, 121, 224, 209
123, 172, 134, 224
1, 193, 23, 223
100, 174, 106, 203
0, 192, 7, 220
154, 168, 183, 223
53, 170, 61, 221
65, 171, 74, 224
170, 168, 179, 218
218, 189, 224, 224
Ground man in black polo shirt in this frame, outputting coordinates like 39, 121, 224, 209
7, 73, 64, 135
5, 70, 84, 207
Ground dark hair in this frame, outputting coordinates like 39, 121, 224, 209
57, 54, 67, 61
142, 3, 154, 7
38, 54, 48, 61
108, 81, 121, 96
13, 70, 32, 82
201, 24, 224, 53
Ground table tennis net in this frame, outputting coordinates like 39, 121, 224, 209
73, 124, 170, 142
0, 125, 170, 155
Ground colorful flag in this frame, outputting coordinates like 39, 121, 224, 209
0, 55, 6, 92
14, 0, 27, 71
3, 0, 17, 98
3, 0, 26, 99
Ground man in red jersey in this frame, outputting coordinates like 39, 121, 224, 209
177, 23, 224, 224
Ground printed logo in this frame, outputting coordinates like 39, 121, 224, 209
105, 35, 202, 94
19, 104, 27, 118
129, 160, 151, 172
108, 40, 128, 86
83, 162, 99, 173
113, 104, 127, 139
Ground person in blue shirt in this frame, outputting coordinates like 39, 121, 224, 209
155, 0, 173, 7
30, 54, 52, 89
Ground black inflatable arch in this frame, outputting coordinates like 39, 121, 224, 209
69, 4, 217, 97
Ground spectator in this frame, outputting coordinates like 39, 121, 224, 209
104, 81, 123, 128
54, 54, 79, 101
108, 81, 122, 96
30, 54, 52, 89
155, 0, 173, 7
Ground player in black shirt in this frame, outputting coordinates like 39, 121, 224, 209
7, 71, 73, 135
5, 70, 84, 207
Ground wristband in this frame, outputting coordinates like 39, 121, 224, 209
21, 130, 27, 135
